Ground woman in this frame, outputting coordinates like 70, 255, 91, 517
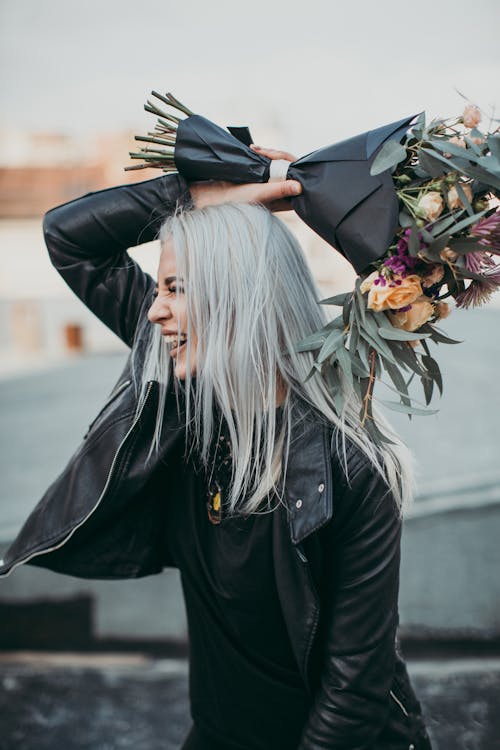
1, 161, 432, 749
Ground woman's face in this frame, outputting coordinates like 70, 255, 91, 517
147, 238, 197, 379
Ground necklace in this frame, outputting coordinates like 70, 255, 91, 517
206, 427, 233, 525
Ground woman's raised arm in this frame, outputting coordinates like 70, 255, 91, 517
43, 174, 189, 347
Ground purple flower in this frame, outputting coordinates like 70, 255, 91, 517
465, 251, 496, 274
470, 211, 500, 254
456, 265, 500, 308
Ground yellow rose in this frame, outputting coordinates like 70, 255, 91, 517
417, 192, 444, 222
462, 104, 481, 129
367, 274, 423, 312
447, 183, 473, 210
359, 271, 380, 294
388, 296, 435, 332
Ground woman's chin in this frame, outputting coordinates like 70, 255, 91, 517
173, 359, 196, 380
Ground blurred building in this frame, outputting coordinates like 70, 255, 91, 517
0, 129, 355, 375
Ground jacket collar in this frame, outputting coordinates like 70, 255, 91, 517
283, 401, 333, 545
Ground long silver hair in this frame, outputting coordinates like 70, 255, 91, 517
136, 202, 414, 514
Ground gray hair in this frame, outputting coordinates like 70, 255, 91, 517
136, 202, 414, 514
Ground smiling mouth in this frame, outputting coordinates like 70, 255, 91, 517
163, 334, 188, 353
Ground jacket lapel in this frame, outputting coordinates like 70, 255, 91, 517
283, 405, 333, 545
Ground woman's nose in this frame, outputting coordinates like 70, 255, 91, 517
147, 296, 172, 324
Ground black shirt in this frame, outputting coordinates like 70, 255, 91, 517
166, 442, 310, 750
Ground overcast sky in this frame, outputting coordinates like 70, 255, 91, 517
1, 0, 499, 154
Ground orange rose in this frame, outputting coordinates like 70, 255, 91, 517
462, 105, 481, 129
422, 264, 445, 288
447, 183, 473, 210
417, 192, 444, 222
367, 274, 423, 312
440, 247, 458, 263
359, 270, 380, 294
388, 296, 435, 332
435, 301, 451, 320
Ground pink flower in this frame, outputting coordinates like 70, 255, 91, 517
417, 192, 444, 222
447, 183, 473, 210
444, 136, 466, 157
462, 105, 481, 129
449, 136, 466, 149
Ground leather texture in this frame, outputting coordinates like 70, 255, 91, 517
0, 175, 431, 749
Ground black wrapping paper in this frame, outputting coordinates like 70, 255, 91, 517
174, 113, 420, 274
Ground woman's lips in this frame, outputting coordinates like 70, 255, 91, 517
162, 334, 187, 357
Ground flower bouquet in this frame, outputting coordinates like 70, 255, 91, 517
128, 93, 500, 440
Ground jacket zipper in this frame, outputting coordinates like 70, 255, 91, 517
1, 381, 154, 577
301, 553, 321, 691
390, 689, 409, 717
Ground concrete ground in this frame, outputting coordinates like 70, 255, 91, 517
1, 653, 499, 750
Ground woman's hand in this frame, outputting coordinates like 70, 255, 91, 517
189, 145, 300, 212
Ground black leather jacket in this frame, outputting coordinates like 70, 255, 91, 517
0, 175, 431, 750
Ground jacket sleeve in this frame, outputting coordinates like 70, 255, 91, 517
43, 173, 190, 347
299, 453, 402, 749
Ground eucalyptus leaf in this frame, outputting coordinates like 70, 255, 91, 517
419, 324, 461, 345
387, 340, 425, 375
349, 324, 359, 358
418, 149, 446, 177
357, 338, 371, 372
477, 154, 500, 176
447, 208, 489, 236
295, 331, 326, 352
383, 360, 411, 407
354, 278, 366, 326
429, 138, 482, 163
422, 354, 443, 395
449, 237, 490, 254
421, 374, 434, 405
336, 343, 352, 382
361, 315, 398, 363
343, 296, 352, 327
350, 352, 370, 378
319, 292, 350, 306
408, 225, 421, 257
399, 210, 414, 228
427, 233, 451, 259
317, 328, 345, 364
487, 135, 500, 161
462, 164, 500, 192
370, 140, 407, 176
334, 388, 345, 418
420, 148, 469, 176
378, 326, 431, 341
463, 136, 484, 157
454, 182, 474, 216
431, 211, 464, 236
378, 399, 438, 416
364, 416, 398, 445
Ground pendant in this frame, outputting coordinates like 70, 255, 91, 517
207, 489, 222, 525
